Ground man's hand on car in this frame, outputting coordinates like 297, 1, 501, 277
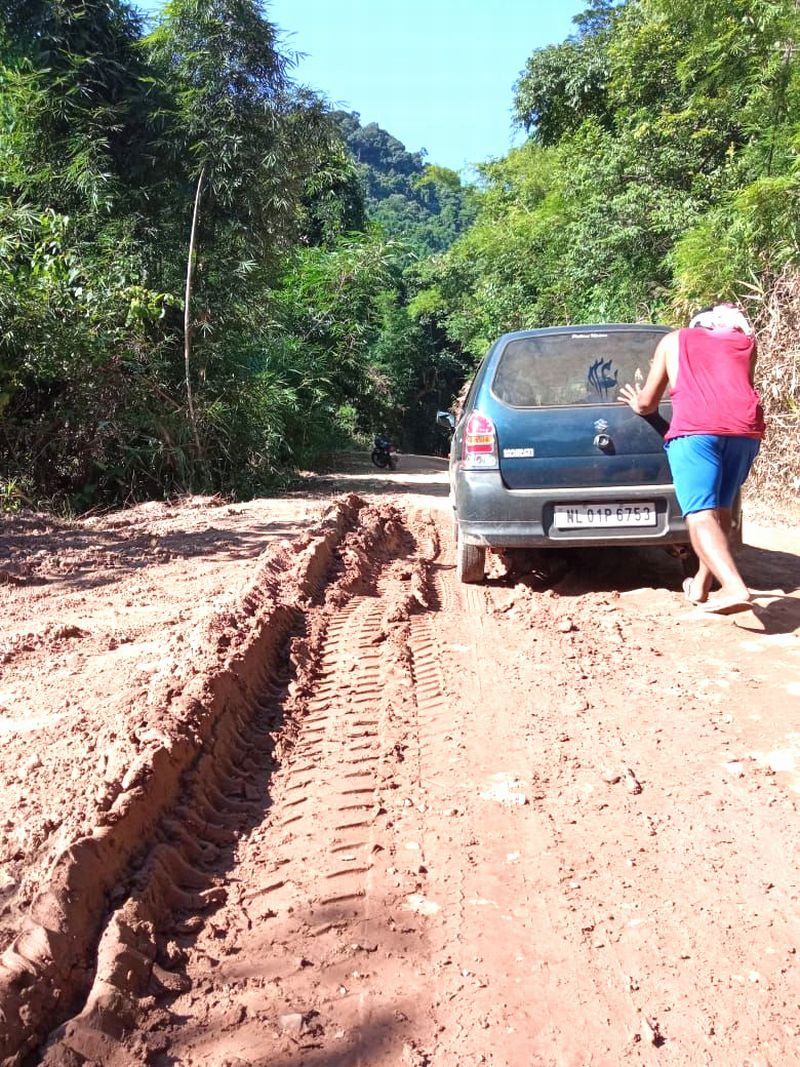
618, 382, 645, 412
619, 335, 672, 416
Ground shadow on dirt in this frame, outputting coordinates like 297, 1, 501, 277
484, 545, 685, 596
481, 540, 800, 602
739, 542, 800, 595
464, 540, 800, 638
733, 597, 800, 637
0, 454, 450, 593
154, 1003, 418, 1067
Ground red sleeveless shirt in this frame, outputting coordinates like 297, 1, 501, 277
664, 328, 765, 442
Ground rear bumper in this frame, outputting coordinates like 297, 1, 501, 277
454, 470, 690, 548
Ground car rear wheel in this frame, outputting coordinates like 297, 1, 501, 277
456, 527, 486, 584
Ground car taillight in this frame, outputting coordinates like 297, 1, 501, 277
461, 412, 498, 469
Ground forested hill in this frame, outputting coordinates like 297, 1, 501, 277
0, 0, 797, 510
332, 112, 477, 255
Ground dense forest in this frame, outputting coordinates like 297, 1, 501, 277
0, 0, 797, 509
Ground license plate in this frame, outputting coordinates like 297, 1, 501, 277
554, 502, 657, 529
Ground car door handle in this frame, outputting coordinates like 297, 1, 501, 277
594, 433, 614, 452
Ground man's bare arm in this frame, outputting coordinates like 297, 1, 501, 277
618, 332, 674, 415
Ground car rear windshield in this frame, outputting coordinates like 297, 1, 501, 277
491, 330, 664, 408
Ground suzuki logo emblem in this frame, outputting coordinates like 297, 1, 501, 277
594, 418, 609, 432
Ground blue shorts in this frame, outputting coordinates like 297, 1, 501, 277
665, 434, 760, 516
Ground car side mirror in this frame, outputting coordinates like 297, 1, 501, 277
436, 410, 456, 431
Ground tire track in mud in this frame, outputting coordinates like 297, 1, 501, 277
0, 496, 419, 1067
127, 567, 438, 1066
273, 595, 387, 920
37, 515, 438, 1066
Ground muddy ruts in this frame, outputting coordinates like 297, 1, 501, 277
0, 495, 407, 1066
95, 551, 432, 1063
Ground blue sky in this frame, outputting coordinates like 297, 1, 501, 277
135, 1, 585, 174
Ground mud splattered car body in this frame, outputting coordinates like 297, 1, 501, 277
448, 324, 700, 582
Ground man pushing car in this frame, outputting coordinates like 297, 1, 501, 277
619, 303, 764, 615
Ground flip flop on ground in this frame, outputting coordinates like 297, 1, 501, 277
700, 596, 753, 615
682, 576, 707, 604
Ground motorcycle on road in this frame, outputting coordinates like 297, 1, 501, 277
370, 435, 397, 470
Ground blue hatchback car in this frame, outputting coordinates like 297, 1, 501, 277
445, 324, 708, 583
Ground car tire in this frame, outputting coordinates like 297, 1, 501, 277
456, 527, 486, 584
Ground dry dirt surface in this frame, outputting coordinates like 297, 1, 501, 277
0, 455, 798, 1066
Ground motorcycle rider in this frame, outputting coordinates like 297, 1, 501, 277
371, 433, 397, 470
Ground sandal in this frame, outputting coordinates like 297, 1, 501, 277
700, 596, 752, 615
682, 576, 706, 605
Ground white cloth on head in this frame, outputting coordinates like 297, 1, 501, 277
688, 304, 754, 336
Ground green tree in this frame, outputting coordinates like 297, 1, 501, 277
513, 1, 626, 143
144, 0, 295, 449
0, 0, 181, 503
425, 0, 800, 371
0, 0, 373, 504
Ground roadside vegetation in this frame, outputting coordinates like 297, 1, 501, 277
1, 0, 797, 509
0, 0, 473, 507
419, 0, 799, 500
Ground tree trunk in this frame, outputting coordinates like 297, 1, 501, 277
184, 165, 206, 456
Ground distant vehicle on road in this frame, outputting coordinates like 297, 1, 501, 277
370, 434, 397, 470
440, 324, 738, 583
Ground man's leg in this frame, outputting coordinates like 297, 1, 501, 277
685, 507, 749, 604
667, 436, 750, 608
691, 438, 760, 608
687, 507, 732, 602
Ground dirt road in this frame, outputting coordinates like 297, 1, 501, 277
1, 456, 799, 1065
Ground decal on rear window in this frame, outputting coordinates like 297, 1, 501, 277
587, 358, 619, 399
